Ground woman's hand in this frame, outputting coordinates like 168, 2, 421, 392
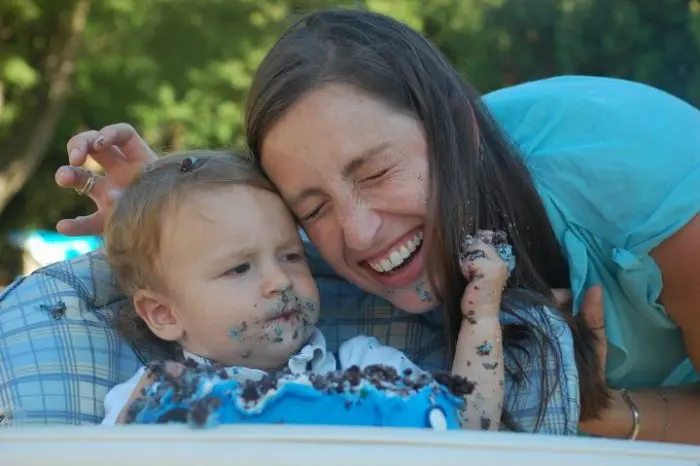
575, 286, 637, 438
553, 286, 607, 379
553, 286, 637, 438
55, 123, 157, 236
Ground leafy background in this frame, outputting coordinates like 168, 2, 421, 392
0, 0, 698, 281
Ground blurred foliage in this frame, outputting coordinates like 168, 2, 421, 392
0, 0, 698, 278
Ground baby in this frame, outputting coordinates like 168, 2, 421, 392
101, 150, 510, 429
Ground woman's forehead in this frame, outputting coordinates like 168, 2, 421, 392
261, 85, 420, 167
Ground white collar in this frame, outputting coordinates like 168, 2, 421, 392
182, 328, 336, 377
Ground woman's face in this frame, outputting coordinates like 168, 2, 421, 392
261, 83, 439, 313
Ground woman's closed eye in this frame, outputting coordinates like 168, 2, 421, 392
298, 202, 326, 223
360, 168, 390, 183
297, 167, 392, 223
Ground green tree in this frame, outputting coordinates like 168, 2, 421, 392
0, 0, 343, 279
420, 0, 700, 102
0, 0, 698, 281
0, 0, 91, 215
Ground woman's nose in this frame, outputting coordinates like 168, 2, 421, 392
338, 199, 381, 252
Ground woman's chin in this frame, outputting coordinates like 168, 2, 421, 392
344, 268, 441, 313
383, 291, 440, 314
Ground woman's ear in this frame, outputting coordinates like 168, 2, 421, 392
133, 289, 184, 342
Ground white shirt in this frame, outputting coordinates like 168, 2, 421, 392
101, 330, 421, 425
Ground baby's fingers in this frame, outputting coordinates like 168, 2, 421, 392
459, 235, 502, 263
461, 230, 515, 278
461, 247, 487, 262
458, 238, 493, 280
459, 232, 513, 284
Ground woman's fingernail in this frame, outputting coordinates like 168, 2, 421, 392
93, 135, 105, 150
69, 149, 79, 162
56, 167, 71, 182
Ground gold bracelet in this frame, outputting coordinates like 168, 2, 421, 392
619, 389, 640, 440
656, 389, 669, 441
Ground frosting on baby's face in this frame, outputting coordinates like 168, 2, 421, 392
152, 185, 320, 370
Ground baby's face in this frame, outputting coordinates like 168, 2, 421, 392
157, 185, 320, 370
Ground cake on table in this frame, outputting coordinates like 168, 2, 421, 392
125, 362, 473, 430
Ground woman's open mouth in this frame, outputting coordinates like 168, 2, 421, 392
367, 231, 423, 274
362, 230, 426, 288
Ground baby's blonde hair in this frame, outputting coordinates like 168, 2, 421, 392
104, 150, 275, 350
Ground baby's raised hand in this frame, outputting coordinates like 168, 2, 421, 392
458, 230, 513, 321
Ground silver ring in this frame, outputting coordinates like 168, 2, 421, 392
74, 170, 97, 196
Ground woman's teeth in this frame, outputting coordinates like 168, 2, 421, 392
369, 232, 423, 273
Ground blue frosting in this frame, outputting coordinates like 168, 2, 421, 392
127, 367, 465, 430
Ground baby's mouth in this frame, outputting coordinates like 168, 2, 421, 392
266, 305, 302, 323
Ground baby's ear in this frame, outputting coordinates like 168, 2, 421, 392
133, 289, 184, 342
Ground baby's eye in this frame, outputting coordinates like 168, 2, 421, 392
227, 263, 250, 275
284, 252, 304, 262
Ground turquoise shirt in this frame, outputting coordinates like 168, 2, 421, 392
484, 76, 700, 389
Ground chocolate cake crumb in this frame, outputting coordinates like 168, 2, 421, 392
157, 407, 188, 423
125, 399, 146, 424
364, 365, 399, 382
434, 372, 476, 397
259, 374, 277, 392
190, 399, 210, 426
40, 301, 67, 320
310, 374, 329, 390
345, 365, 362, 386
145, 361, 166, 378
183, 358, 199, 369
241, 380, 260, 403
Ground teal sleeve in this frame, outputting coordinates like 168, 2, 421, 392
484, 76, 700, 388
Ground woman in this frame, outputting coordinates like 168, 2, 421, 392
55, 10, 699, 442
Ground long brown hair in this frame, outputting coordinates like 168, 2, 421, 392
245, 8, 608, 429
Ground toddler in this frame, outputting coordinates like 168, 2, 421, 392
101, 151, 509, 429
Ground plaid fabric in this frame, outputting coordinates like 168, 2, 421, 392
0, 253, 142, 425
0, 243, 578, 434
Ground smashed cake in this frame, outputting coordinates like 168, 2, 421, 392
125, 362, 473, 430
